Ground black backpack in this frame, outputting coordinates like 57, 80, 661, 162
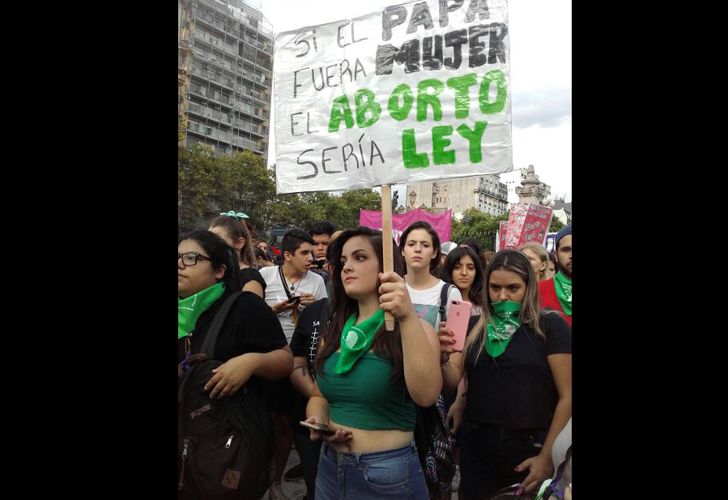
414, 283, 457, 499
178, 292, 274, 500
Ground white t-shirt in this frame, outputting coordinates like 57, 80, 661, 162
260, 266, 328, 343
406, 279, 462, 330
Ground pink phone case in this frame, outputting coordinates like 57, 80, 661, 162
446, 300, 472, 352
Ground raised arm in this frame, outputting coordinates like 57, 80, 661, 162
378, 271, 442, 406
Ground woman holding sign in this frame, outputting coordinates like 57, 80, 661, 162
439, 249, 572, 500
304, 226, 441, 499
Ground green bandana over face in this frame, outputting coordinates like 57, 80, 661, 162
178, 282, 224, 339
485, 301, 522, 358
334, 309, 385, 374
553, 271, 572, 316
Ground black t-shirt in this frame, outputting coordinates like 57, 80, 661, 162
288, 298, 329, 421
464, 311, 571, 430
239, 267, 266, 292
178, 290, 287, 403
289, 298, 329, 367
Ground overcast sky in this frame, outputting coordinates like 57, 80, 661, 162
260, 0, 571, 202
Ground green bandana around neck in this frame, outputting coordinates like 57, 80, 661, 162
485, 300, 522, 358
553, 271, 572, 316
334, 309, 385, 374
178, 282, 225, 339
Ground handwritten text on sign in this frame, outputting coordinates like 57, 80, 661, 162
274, 0, 512, 194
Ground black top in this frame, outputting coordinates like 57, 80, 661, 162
464, 312, 571, 430
178, 290, 287, 403
290, 298, 329, 368
239, 267, 266, 292
288, 298, 329, 421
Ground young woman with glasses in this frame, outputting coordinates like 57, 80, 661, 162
178, 229, 292, 402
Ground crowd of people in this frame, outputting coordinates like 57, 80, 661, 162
179, 215, 572, 500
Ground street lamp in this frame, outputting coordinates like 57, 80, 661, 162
408, 190, 417, 209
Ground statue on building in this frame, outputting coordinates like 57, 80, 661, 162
515, 165, 548, 205
392, 191, 399, 213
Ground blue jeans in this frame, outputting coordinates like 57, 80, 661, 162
315, 441, 429, 500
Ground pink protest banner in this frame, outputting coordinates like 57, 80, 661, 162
360, 209, 452, 245
504, 204, 553, 249
498, 221, 508, 251
522, 205, 553, 245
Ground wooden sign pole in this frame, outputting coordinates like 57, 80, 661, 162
380, 184, 396, 332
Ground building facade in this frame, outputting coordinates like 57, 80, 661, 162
180, 0, 272, 160
405, 175, 509, 216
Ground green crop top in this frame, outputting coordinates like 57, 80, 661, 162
317, 351, 416, 431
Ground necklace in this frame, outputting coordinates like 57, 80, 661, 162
286, 274, 301, 292
281, 268, 303, 293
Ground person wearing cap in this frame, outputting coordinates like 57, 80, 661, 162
538, 226, 572, 327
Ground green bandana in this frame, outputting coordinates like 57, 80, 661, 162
485, 301, 522, 358
178, 282, 225, 339
334, 309, 385, 374
553, 271, 572, 316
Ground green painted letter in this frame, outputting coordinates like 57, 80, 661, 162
478, 70, 507, 115
456, 121, 488, 162
328, 95, 355, 132
354, 89, 382, 128
402, 129, 429, 168
432, 125, 455, 165
416, 79, 444, 122
388, 84, 414, 121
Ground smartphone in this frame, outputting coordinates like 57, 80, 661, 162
299, 421, 335, 435
287, 295, 301, 304
446, 300, 472, 352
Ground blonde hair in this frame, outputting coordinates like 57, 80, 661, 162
519, 242, 549, 281
463, 249, 545, 365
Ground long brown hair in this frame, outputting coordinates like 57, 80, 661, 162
398, 221, 441, 274
441, 246, 485, 308
210, 215, 256, 268
315, 227, 406, 382
463, 249, 545, 365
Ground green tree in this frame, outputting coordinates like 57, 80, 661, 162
451, 208, 508, 251
178, 145, 222, 231
549, 216, 565, 232
217, 151, 276, 234
334, 190, 382, 229
178, 146, 276, 233
180, 152, 386, 237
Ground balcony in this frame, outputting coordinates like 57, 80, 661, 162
194, 11, 242, 41
194, 32, 239, 60
233, 120, 263, 137
188, 103, 234, 125
189, 86, 234, 110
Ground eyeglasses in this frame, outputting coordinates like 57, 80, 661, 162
178, 252, 212, 266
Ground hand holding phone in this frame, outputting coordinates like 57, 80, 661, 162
445, 300, 472, 352
287, 295, 301, 305
299, 420, 335, 435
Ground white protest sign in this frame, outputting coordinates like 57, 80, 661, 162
273, 0, 512, 194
